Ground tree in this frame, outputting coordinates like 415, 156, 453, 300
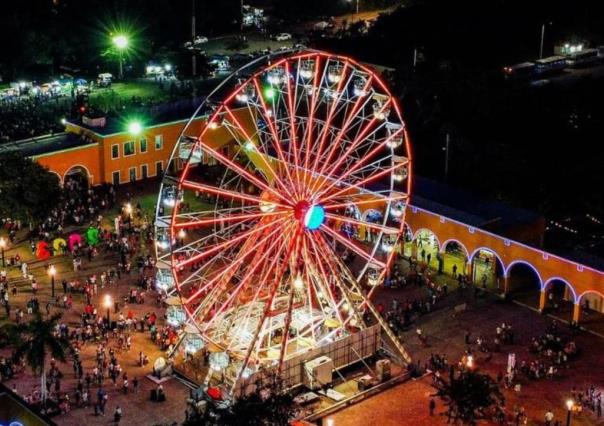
2, 312, 71, 401
432, 369, 505, 425
185, 373, 299, 426
0, 151, 61, 227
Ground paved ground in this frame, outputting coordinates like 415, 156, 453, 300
329, 260, 604, 425
0, 184, 190, 425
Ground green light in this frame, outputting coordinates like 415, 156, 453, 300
60, 118, 67, 125
112, 35, 129, 50
264, 87, 275, 99
128, 121, 142, 135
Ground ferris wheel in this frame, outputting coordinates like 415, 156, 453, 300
156, 50, 412, 387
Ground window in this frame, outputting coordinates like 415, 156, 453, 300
141, 164, 148, 179
129, 167, 136, 182
112, 171, 120, 185
155, 134, 163, 150
156, 161, 163, 176
124, 140, 135, 156
140, 138, 148, 153
111, 144, 119, 159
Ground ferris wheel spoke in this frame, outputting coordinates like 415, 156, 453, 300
301, 55, 322, 178
195, 135, 292, 206
201, 223, 294, 335
176, 216, 287, 272
325, 212, 400, 235
251, 77, 300, 199
180, 180, 288, 209
222, 104, 292, 197
308, 61, 352, 187
322, 192, 409, 211
283, 61, 303, 196
183, 220, 286, 305
225, 231, 293, 352
308, 76, 374, 195
317, 160, 406, 205
315, 101, 394, 196
312, 234, 364, 326
173, 210, 284, 230
319, 223, 385, 268
235, 226, 302, 385
303, 235, 344, 325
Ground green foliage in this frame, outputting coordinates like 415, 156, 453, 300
0, 152, 61, 225
432, 370, 504, 425
186, 374, 298, 426
2, 312, 70, 376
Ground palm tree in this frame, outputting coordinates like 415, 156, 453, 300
432, 369, 505, 425
2, 312, 71, 402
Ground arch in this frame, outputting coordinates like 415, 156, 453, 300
442, 238, 469, 258
468, 246, 505, 271
505, 260, 543, 283
48, 170, 63, 185
63, 164, 91, 182
578, 289, 604, 303
412, 228, 441, 251
542, 277, 578, 304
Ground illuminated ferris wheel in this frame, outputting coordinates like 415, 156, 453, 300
156, 50, 412, 388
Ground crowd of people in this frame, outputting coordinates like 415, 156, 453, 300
0, 97, 67, 142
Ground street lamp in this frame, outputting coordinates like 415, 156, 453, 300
127, 120, 143, 136
566, 399, 574, 426
125, 202, 133, 219
347, 0, 359, 19
0, 237, 6, 268
48, 265, 56, 298
104, 294, 113, 325
112, 34, 129, 79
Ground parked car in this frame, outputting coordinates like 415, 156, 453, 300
275, 33, 292, 41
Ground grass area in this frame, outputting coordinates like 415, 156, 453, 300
89, 81, 171, 110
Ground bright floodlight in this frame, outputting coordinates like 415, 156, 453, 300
128, 121, 142, 135
164, 64, 172, 71
112, 35, 128, 50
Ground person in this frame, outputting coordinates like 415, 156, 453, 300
114, 406, 122, 423
544, 409, 554, 426
132, 377, 139, 394
429, 398, 436, 416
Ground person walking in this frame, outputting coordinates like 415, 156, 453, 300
429, 398, 436, 416
544, 409, 554, 426
114, 406, 122, 424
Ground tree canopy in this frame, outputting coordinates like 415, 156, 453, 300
0, 151, 61, 226
432, 370, 505, 425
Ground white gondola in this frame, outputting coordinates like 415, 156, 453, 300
327, 63, 343, 84
367, 263, 384, 286
183, 324, 205, 354
372, 93, 391, 120
179, 137, 203, 163
390, 200, 406, 218
299, 60, 315, 80
162, 185, 183, 207
156, 228, 170, 250
155, 264, 175, 292
235, 83, 255, 103
166, 296, 186, 327
381, 234, 397, 253
267, 67, 286, 85
392, 156, 408, 182
353, 78, 367, 97
386, 122, 404, 149
209, 352, 230, 371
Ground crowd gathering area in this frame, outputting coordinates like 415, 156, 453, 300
0, 177, 603, 426
0, 176, 189, 425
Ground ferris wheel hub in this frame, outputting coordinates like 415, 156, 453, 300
294, 201, 325, 230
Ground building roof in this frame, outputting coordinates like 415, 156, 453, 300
410, 176, 541, 231
0, 132, 96, 158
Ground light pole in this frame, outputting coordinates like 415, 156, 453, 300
0, 237, 6, 268
539, 22, 552, 59
104, 294, 113, 325
125, 202, 133, 220
112, 35, 128, 79
48, 265, 56, 298
566, 399, 574, 426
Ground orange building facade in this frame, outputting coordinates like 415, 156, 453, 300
25, 113, 604, 324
